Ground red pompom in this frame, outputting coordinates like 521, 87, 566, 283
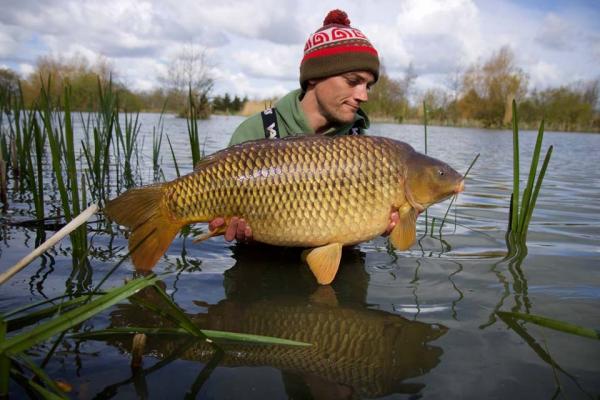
323, 9, 351, 26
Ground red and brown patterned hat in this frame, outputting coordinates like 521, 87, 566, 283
299, 9, 380, 89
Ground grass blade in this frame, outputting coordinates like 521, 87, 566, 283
166, 134, 180, 178
145, 285, 209, 340
497, 311, 599, 340
13, 355, 68, 398
4, 293, 104, 332
71, 327, 311, 347
0, 274, 158, 355
517, 119, 545, 235
520, 145, 553, 240
511, 99, 520, 231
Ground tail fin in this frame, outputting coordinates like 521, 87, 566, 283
105, 184, 182, 270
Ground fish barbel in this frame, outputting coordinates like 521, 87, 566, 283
105, 135, 464, 284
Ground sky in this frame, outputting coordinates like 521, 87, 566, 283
1, 0, 599, 99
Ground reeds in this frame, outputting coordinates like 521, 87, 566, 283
0, 76, 315, 398
80, 80, 116, 205
40, 82, 89, 262
152, 104, 167, 181
507, 100, 553, 255
115, 107, 141, 189
186, 86, 203, 166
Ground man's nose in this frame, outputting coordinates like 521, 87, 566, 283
355, 84, 369, 102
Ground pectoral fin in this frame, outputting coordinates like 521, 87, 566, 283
304, 243, 343, 285
389, 208, 418, 250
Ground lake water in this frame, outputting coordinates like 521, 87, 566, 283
1, 114, 599, 399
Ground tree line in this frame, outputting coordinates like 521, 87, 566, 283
0, 49, 247, 119
1, 46, 598, 132
363, 46, 599, 132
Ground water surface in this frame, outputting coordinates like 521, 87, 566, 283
1, 115, 599, 399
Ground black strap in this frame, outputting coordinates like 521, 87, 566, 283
261, 107, 280, 139
261, 106, 363, 138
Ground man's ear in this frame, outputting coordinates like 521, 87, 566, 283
306, 78, 321, 89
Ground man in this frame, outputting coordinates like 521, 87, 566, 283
211, 9, 399, 241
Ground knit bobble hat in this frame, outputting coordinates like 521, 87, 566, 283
299, 9, 380, 90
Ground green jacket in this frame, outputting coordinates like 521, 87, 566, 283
228, 89, 370, 146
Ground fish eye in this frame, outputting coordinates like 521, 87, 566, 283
438, 169, 445, 176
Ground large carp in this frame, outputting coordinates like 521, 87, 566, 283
105, 135, 464, 284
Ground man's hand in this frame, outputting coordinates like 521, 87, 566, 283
209, 216, 253, 242
383, 210, 400, 236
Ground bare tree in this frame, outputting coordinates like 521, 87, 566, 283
401, 62, 418, 102
160, 44, 214, 116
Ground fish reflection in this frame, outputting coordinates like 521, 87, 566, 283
108, 246, 448, 398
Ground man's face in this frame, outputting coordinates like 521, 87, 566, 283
311, 71, 375, 126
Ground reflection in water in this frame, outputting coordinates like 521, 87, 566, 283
105, 245, 448, 398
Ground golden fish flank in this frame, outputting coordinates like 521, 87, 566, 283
104, 135, 464, 285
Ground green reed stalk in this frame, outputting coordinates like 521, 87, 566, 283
152, 111, 165, 180
0, 275, 158, 355
1, 274, 309, 396
0, 140, 7, 211
423, 101, 428, 155
115, 109, 141, 188
507, 100, 553, 246
25, 119, 46, 222
11, 87, 34, 190
510, 100, 520, 232
186, 86, 202, 167
166, 134, 181, 178
0, 90, 8, 210
497, 311, 599, 340
40, 81, 90, 257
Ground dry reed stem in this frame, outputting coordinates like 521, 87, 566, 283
0, 204, 98, 285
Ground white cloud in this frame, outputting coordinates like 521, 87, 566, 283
231, 44, 298, 80
371, 0, 483, 77
0, 0, 598, 96
528, 61, 562, 89
535, 13, 572, 51
18, 63, 35, 77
